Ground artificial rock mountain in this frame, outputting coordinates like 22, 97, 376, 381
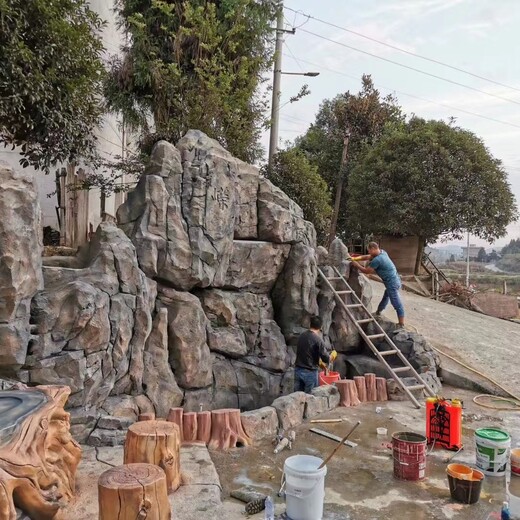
0, 131, 440, 445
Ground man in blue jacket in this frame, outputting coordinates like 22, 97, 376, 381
351, 242, 405, 328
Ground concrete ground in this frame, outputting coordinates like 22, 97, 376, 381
212, 386, 520, 520
370, 280, 520, 398
64, 386, 519, 519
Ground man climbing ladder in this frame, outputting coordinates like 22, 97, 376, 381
351, 242, 405, 328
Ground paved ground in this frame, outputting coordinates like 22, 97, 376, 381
64, 387, 520, 520
212, 387, 520, 520
371, 280, 520, 398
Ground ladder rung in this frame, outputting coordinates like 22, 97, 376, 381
327, 277, 342, 281
367, 333, 385, 340
357, 318, 375, 324
405, 384, 425, 391
345, 304, 363, 308
393, 367, 411, 374
380, 349, 398, 356
337, 290, 353, 295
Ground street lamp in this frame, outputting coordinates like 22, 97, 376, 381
281, 71, 320, 77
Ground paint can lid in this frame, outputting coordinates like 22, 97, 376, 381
475, 428, 511, 442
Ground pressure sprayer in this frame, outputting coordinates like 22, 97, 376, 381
426, 397, 463, 451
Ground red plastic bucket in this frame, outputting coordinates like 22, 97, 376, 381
319, 371, 340, 386
392, 431, 427, 481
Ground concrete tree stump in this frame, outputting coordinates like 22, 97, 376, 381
376, 377, 388, 401
225, 409, 252, 447
124, 420, 181, 493
167, 407, 184, 442
98, 463, 171, 520
365, 373, 377, 402
183, 412, 198, 442
196, 411, 211, 444
0, 386, 81, 520
138, 413, 155, 422
208, 409, 251, 449
347, 380, 361, 406
335, 380, 351, 407
354, 376, 367, 402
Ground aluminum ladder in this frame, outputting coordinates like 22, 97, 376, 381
318, 266, 435, 408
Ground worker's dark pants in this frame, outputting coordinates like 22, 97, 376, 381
294, 367, 319, 393
377, 282, 405, 318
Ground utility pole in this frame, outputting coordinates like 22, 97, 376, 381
268, 3, 284, 169
466, 230, 470, 288
328, 131, 351, 247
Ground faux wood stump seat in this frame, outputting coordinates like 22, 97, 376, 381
98, 463, 171, 520
335, 380, 360, 407
124, 420, 181, 493
0, 385, 81, 520
208, 409, 252, 450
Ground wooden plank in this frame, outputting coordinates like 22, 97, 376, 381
309, 428, 358, 448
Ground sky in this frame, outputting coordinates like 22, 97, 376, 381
260, 0, 520, 248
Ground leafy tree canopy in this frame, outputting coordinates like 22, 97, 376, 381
0, 0, 105, 171
501, 238, 520, 256
262, 148, 333, 244
347, 117, 518, 243
106, 0, 277, 163
295, 75, 403, 239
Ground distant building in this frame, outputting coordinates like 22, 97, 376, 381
462, 244, 482, 261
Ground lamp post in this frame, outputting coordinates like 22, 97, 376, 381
268, 6, 320, 168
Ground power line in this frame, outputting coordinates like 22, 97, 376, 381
284, 42, 305, 73
285, 6, 520, 94
281, 53, 520, 130
298, 27, 520, 108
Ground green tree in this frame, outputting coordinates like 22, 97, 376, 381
0, 0, 105, 172
348, 118, 518, 271
105, 0, 277, 163
263, 148, 333, 244
477, 247, 487, 263
296, 75, 403, 243
501, 238, 520, 256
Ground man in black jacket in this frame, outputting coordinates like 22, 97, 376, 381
294, 316, 337, 393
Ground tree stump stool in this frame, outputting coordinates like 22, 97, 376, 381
167, 407, 184, 442
0, 385, 81, 520
124, 420, 181, 493
208, 409, 252, 450
335, 380, 351, 407
183, 412, 198, 442
376, 377, 388, 401
365, 373, 377, 402
196, 411, 211, 444
98, 463, 171, 520
346, 380, 361, 406
354, 376, 367, 402
138, 413, 155, 422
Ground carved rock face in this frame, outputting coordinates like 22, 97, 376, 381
28, 223, 157, 409
0, 164, 43, 369
157, 286, 212, 389
118, 131, 241, 290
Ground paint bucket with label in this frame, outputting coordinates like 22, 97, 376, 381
475, 428, 510, 477
283, 455, 327, 520
392, 431, 427, 481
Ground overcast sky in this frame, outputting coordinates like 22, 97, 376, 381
261, 0, 520, 247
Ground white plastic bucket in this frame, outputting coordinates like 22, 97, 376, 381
475, 428, 511, 477
283, 455, 327, 520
